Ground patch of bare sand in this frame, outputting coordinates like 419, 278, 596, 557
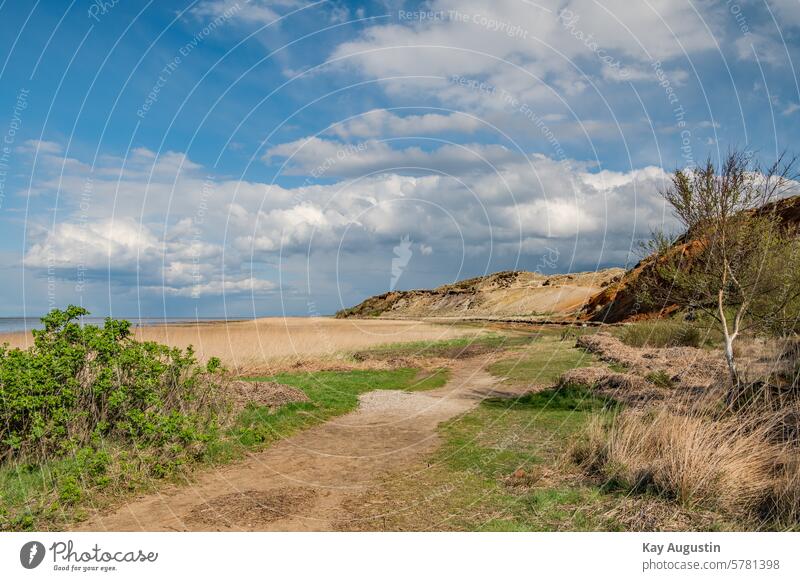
343, 268, 625, 319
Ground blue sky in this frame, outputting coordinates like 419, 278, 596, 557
1, 0, 799, 318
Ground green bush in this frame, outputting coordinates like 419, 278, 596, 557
0, 306, 223, 462
618, 319, 707, 348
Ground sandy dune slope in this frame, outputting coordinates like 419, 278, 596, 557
337, 268, 625, 319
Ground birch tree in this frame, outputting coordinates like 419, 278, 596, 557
639, 151, 800, 402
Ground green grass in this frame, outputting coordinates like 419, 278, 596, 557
430, 382, 619, 531
1, 456, 86, 530
357, 332, 540, 359
487, 334, 598, 385
612, 318, 720, 348
608, 362, 629, 373
1, 366, 449, 531
645, 370, 674, 388
487, 384, 620, 413
438, 386, 615, 476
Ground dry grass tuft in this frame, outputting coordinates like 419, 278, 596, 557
568, 329, 800, 527
225, 380, 310, 411
573, 408, 800, 525
771, 453, 800, 525
596, 495, 720, 531
559, 366, 663, 406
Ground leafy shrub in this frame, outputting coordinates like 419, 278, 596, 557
619, 319, 706, 348
0, 306, 223, 462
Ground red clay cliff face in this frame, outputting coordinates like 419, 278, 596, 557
580, 195, 800, 323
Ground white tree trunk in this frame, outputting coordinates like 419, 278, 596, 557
724, 336, 738, 385
718, 288, 741, 405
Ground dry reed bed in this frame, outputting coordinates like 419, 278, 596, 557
573, 409, 800, 525
0, 317, 480, 371
559, 366, 668, 407
576, 332, 727, 390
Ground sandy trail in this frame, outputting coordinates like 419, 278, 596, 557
76, 358, 504, 531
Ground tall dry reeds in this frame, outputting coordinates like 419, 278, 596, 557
573, 405, 800, 526
0, 317, 478, 372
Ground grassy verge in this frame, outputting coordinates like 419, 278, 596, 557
487, 332, 597, 385
429, 385, 618, 531
1, 366, 448, 531
355, 331, 539, 359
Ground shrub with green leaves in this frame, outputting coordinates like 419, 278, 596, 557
0, 306, 223, 462
618, 319, 708, 348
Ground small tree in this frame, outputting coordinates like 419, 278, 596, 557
639, 151, 800, 400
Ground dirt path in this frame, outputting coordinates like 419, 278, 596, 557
77, 358, 507, 531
